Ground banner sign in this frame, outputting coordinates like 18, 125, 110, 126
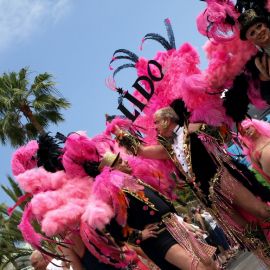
117, 60, 164, 121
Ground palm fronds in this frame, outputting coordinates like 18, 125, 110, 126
0, 67, 70, 146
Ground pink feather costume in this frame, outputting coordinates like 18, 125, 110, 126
61, 132, 150, 269
11, 137, 93, 250
11, 133, 150, 269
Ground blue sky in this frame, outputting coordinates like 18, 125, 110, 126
0, 0, 208, 204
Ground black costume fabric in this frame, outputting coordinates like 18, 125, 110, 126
245, 52, 270, 105
81, 248, 120, 270
107, 184, 179, 270
127, 186, 178, 270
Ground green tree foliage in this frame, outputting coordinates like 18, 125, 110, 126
0, 67, 70, 147
0, 177, 32, 270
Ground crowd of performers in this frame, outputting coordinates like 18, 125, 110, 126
8, 0, 270, 269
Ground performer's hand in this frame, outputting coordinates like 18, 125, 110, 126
255, 53, 270, 81
141, 223, 159, 240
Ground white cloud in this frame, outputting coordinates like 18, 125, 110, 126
51, 0, 72, 23
0, 0, 72, 51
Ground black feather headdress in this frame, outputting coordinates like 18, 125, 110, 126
223, 73, 250, 123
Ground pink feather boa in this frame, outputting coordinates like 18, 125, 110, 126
84, 167, 142, 228
16, 168, 67, 194
11, 140, 38, 176
204, 38, 257, 90
18, 204, 44, 248
14, 155, 93, 237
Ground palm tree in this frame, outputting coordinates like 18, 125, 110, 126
0, 67, 70, 147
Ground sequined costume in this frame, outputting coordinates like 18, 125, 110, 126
158, 125, 270, 265
88, 172, 216, 270
108, 181, 179, 270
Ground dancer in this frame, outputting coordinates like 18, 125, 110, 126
239, 118, 270, 182
82, 150, 217, 270
11, 133, 148, 270
115, 100, 270, 265
238, 8, 270, 103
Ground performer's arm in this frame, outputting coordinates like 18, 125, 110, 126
137, 144, 169, 160
115, 126, 169, 159
62, 233, 85, 270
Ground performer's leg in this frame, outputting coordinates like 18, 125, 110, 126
164, 244, 217, 270
233, 181, 270, 220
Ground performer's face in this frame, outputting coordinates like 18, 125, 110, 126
154, 115, 171, 137
246, 22, 270, 47
30, 252, 48, 270
113, 156, 132, 174
240, 124, 257, 139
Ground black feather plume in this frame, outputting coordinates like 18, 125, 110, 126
164, 18, 176, 49
142, 18, 176, 51
143, 33, 172, 50
113, 63, 136, 78
37, 133, 64, 172
113, 49, 139, 63
55, 132, 67, 143
110, 55, 137, 65
223, 73, 250, 123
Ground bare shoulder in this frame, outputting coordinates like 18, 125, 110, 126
260, 143, 270, 160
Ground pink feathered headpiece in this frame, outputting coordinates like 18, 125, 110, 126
197, 0, 239, 42
11, 140, 38, 176
62, 132, 100, 177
